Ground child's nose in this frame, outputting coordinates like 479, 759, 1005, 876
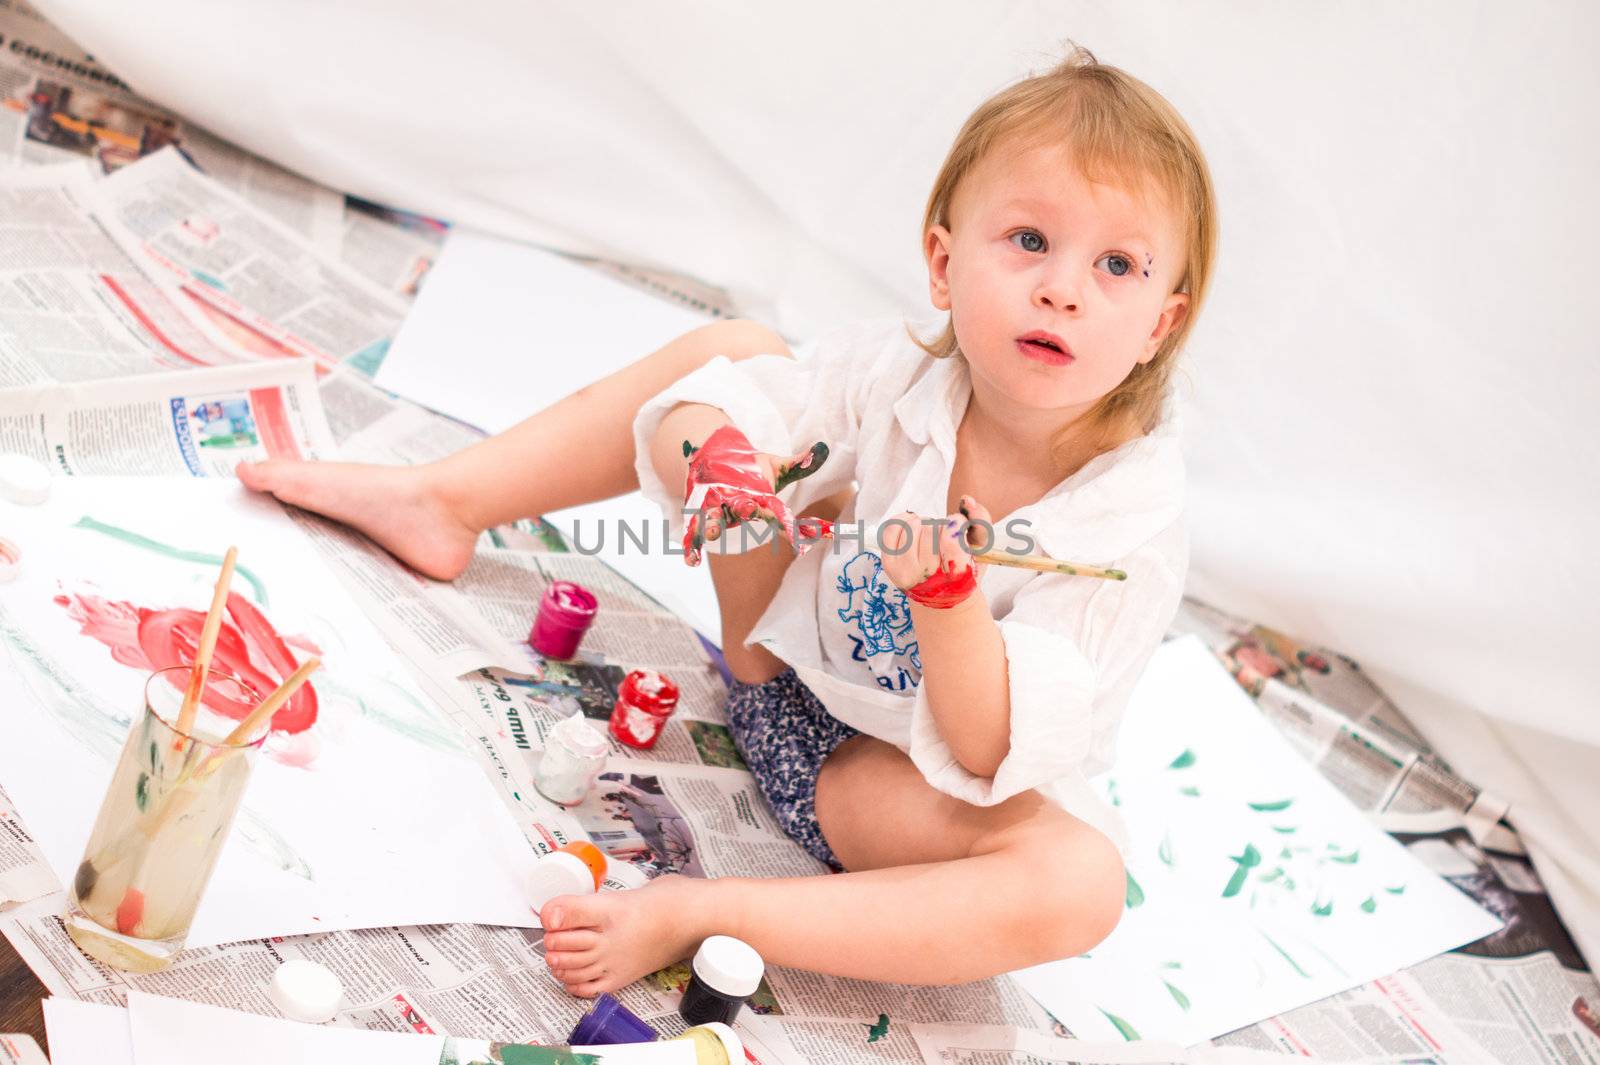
1032, 265, 1083, 313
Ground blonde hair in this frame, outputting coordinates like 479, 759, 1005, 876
914, 44, 1218, 463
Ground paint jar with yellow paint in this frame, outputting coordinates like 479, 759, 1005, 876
62, 666, 266, 972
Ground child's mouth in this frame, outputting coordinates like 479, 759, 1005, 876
1016, 333, 1074, 366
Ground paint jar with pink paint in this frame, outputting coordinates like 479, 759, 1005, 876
528, 581, 599, 660
608, 670, 680, 750
63, 666, 267, 973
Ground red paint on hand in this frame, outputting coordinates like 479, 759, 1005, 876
116, 887, 145, 935
906, 564, 978, 609
681, 425, 797, 566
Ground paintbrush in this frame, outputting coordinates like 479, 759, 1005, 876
800, 519, 1128, 581
74, 657, 322, 934
173, 546, 237, 753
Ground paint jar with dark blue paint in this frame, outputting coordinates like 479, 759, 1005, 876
679, 935, 764, 1027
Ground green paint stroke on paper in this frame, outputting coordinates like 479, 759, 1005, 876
1124, 870, 1145, 909
1385, 884, 1407, 895
1179, 785, 1201, 797
1167, 748, 1196, 769
1222, 843, 1262, 898
1328, 849, 1360, 864
864, 1014, 890, 1043
500, 1049, 600, 1065
1158, 832, 1175, 868
73, 517, 270, 605
1260, 930, 1311, 979
1248, 798, 1295, 812
1098, 1007, 1141, 1042
1311, 898, 1334, 917
1164, 980, 1192, 1012
1271, 825, 1297, 834
1361, 895, 1377, 914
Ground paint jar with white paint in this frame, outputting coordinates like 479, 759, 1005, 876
534, 712, 609, 805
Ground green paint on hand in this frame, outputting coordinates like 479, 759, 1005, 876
73, 517, 270, 605
1179, 785, 1201, 797
1167, 748, 1196, 769
1163, 980, 1192, 1012
1248, 798, 1295, 812
1098, 1007, 1141, 1042
1360, 895, 1377, 913
1310, 899, 1334, 917
1158, 832, 1175, 867
1223, 843, 1262, 897
1124, 870, 1146, 909
773, 441, 831, 491
1328, 849, 1361, 864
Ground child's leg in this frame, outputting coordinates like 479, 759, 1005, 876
237, 318, 793, 579
541, 737, 1124, 992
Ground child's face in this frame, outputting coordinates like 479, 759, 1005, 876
924, 139, 1190, 422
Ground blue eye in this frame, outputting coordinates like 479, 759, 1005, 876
1009, 230, 1046, 253
1096, 253, 1133, 277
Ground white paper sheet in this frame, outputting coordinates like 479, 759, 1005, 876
1009, 636, 1503, 1044
375, 228, 713, 437
0, 478, 539, 947
373, 227, 724, 643
42, 999, 132, 1065
126, 991, 442, 1065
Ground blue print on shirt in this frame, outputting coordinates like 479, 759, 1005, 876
835, 551, 921, 675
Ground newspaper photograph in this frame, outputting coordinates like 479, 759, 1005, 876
0, 358, 334, 474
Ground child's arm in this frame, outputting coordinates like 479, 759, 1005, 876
909, 592, 1011, 778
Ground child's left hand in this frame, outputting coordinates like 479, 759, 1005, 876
879, 496, 991, 609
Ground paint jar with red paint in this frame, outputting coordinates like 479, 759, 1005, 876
528, 581, 598, 660
608, 670, 680, 749
62, 666, 268, 972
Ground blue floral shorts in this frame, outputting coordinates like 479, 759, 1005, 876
725, 669, 859, 871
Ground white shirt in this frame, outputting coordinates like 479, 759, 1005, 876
631, 317, 1189, 853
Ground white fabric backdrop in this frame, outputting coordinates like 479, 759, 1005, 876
36, 0, 1598, 956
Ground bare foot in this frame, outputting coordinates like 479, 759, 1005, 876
541, 875, 721, 997
236, 459, 479, 580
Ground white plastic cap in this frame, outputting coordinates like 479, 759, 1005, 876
693, 1022, 745, 1065
0, 454, 50, 506
268, 959, 343, 1024
692, 935, 764, 997
527, 850, 598, 913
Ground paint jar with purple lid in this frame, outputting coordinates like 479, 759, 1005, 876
568, 992, 658, 1045
528, 580, 598, 660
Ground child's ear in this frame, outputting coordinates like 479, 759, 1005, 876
923, 226, 954, 311
1140, 291, 1189, 363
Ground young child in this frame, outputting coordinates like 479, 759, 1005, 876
238, 45, 1216, 992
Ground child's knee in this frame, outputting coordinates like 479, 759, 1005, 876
1006, 819, 1125, 962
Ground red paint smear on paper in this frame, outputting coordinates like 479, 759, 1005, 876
55, 590, 320, 734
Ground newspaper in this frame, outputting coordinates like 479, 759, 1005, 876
0, 784, 51, 908
0, 162, 249, 385
0, 1032, 45, 1065
0, 358, 334, 473
96, 147, 410, 374
340, 195, 446, 297
901, 1022, 1316, 1065
0, 0, 344, 246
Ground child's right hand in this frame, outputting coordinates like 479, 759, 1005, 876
681, 425, 829, 565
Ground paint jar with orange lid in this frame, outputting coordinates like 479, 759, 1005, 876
527, 840, 608, 913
